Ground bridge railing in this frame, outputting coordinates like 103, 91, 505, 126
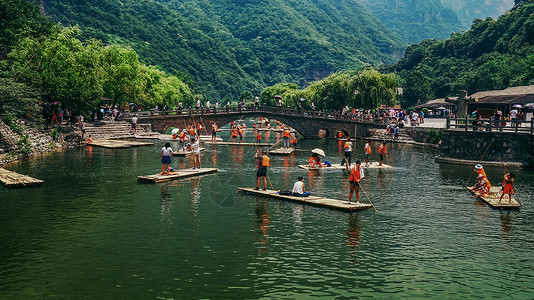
119, 105, 386, 124
446, 117, 534, 134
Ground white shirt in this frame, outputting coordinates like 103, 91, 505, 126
132, 116, 138, 124
344, 141, 353, 152
292, 181, 304, 194
206, 101, 211, 108
162, 147, 173, 156
510, 109, 518, 118
191, 141, 200, 153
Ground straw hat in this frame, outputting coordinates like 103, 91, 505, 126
475, 164, 483, 169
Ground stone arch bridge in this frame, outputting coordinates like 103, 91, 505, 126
122, 107, 383, 139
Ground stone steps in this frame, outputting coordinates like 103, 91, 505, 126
82, 121, 152, 139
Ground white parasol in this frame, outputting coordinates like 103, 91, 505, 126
512, 104, 524, 108
171, 128, 180, 135
311, 148, 326, 157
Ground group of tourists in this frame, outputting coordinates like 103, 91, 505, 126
471, 164, 515, 203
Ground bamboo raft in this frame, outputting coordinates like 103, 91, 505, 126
0, 168, 43, 187
173, 148, 205, 156
89, 139, 154, 149
268, 148, 294, 155
158, 134, 223, 142
203, 141, 274, 146
467, 186, 520, 209
238, 188, 372, 212
298, 163, 391, 170
138, 167, 218, 183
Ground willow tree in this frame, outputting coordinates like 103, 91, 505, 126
302, 72, 351, 110
137, 65, 193, 109
347, 69, 399, 110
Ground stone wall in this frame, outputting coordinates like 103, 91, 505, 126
405, 127, 443, 145
440, 130, 534, 167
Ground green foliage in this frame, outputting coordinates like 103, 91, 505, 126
17, 134, 32, 156
42, 0, 406, 99
50, 127, 61, 141
260, 83, 300, 106
0, 78, 41, 120
2, 113, 25, 135
427, 128, 441, 144
386, 2, 534, 105
0, 0, 55, 59
357, 0, 463, 44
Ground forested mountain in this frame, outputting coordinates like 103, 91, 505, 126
386, 0, 534, 108
42, 0, 406, 99
441, 0, 515, 27
356, 0, 463, 44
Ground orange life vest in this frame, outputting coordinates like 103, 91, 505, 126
477, 169, 487, 178
262, 155, 270, 167
344, 141, 350, 149
189, 128, 196, 135
256, 133, 261, 140
349, 166, 361, 182
87, 137, 93, 143
378, 145, 386, 154
365, 144, 372, 155
337, 132, 344, 138
283, 130, 291, 138
309, 156, 316, 167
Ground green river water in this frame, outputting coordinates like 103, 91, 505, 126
1, 126, 534, 299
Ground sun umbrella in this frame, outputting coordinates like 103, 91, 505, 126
171, 128, 180, 135
512, 104, 524, 108
388, 109, 396, 113
311, 148, 326, 157
165, 127, 176, 135
437, 106, 446, 110
274, 95, 282, 99
524, 103, 534, 109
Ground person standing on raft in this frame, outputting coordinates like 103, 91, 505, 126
348, 160, 365, 205
191, 138, 201, 169
341, 138, 353, 169
499, 173, 515, 203
254, 150, 270, 190
161, 142, 173, 175
378, 142, 387, 166
282, 128, 291, 148
364, 142, 372, 167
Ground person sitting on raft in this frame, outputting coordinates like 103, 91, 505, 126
499, 172, 515, 203
309, 153, 324, 168
292, 176, 311, 197
472, 174, 491, 197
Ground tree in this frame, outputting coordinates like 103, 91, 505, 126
347, 69, 399, 109
400, 70, 433, 108
0, 78, 40, 119
101, 44, 143, 108
5, 26, 103, 114
260, 83, 300, 106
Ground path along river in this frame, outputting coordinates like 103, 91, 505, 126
1, 125, 534, 299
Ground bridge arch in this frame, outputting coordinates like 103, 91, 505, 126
132, 109, 377, 139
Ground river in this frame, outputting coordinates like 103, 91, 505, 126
1, 125, 533, 299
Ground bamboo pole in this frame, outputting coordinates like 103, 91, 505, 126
358, 183, 377, 212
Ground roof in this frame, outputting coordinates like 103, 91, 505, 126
415, 98, 455, 109
470, 85, 534, 104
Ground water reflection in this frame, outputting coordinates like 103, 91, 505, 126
500, 211, 512, 241
255, 200, 270, 254
160, 183, 173, 223
346, 213, 360, 256
190, 177, 201, 218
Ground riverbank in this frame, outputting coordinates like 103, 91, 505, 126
0, 119, 80, 165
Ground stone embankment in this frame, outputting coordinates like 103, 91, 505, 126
0, 119, 153, 165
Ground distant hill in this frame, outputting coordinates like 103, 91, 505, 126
356, 0, 464, 44
386, 1, 534, 108
43, 0, 406, 99
441, 0, 515, 27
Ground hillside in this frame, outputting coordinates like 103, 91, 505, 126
356, 0, 463, 44
385, 1, 534, 108
441, 0, 515, 27
42, 0, 406, 99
